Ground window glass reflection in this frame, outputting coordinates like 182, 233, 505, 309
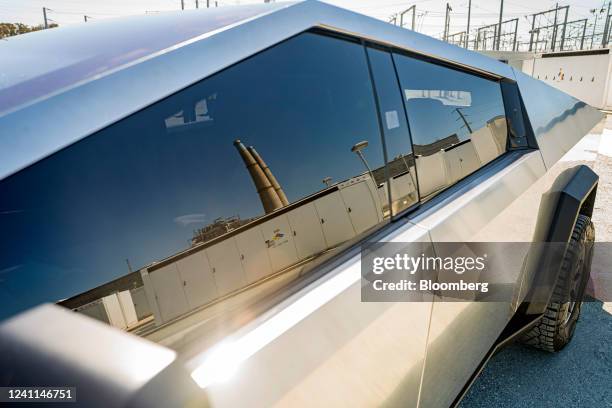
393, 53, 508, 199
0, 32, 386, 334
367, 46, 419, 215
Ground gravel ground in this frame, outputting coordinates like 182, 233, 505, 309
462, 117, 612, 407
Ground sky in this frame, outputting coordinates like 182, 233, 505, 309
0, 0, 609, 42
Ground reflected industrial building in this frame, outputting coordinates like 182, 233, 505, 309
60, 109, 507, 332
29, 28, 512, 339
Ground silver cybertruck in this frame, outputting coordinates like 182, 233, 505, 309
0, 1, 603, 407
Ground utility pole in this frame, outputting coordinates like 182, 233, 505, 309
196, 0, 199, 8
560, 6, 569, 50
84, 15, 88, 22
602, 1, 611, 47
207, 0, 210, 7
465, 0, 472, 48
399, 5, 416, 30
42, 7, 48, 29
513, 18, 518, 51
592, 7, 603, 49
444, 3, 452, 42
181, 0, 185, 10
529, 14, 536, 51
551, 3, 558, 51
454, 108, 472, 133
495, 0, 504, 50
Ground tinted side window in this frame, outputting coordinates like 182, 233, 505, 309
393, 53, 508, 199
367, 46, 418, 215
0, 32, 386, 325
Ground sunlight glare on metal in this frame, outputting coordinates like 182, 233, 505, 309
190, 261, 361, 388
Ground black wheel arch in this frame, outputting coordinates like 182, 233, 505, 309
521, 164, 598, 315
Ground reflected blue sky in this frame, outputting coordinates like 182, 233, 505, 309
393, 53, 506, 148
0, 32, 384, 320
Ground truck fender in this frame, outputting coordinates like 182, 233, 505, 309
522, 164, 598, 315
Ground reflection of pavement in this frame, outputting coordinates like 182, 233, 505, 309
462, 116, 612, 407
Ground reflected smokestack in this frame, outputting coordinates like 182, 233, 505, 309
234, 140, 283, 213
247, 146, 289, 206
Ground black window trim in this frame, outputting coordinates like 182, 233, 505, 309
363, 41, 422, 220
362, 40, 396, 225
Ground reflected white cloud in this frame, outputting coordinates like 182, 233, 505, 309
0, 264, 22, 275
174, 213, 207, 226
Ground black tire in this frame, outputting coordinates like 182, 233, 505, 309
519, 214, 595, 352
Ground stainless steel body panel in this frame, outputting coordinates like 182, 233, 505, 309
0, 305, 184, 407
513, 69, 604, 169
186, 223, 434, 407
410, 152, 546, 244
178, 126, 602, 407
0, 1, 606, 406
409, 151, 547, 407
0, 0, 515, 181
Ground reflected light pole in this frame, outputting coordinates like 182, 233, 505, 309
351, 140, 377, 185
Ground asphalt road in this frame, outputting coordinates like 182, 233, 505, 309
460, 299, 612, 407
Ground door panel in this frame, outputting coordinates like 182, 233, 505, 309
415, 152, 448, 197
413, 151, 546, 407
313, 191, 355, 247
286, 203, 327, 259
202, 222, 434, 408
206, 238, 247, 297
338, 178, 381, 234
176, 251, 218, 309
130, 286, 152, 321
457, 142, 480, 177
235, 226, 274, 284
149, 263, 190, 323
260, 214, 300, 272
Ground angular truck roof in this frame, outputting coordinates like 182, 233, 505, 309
0, 0, 601, 179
